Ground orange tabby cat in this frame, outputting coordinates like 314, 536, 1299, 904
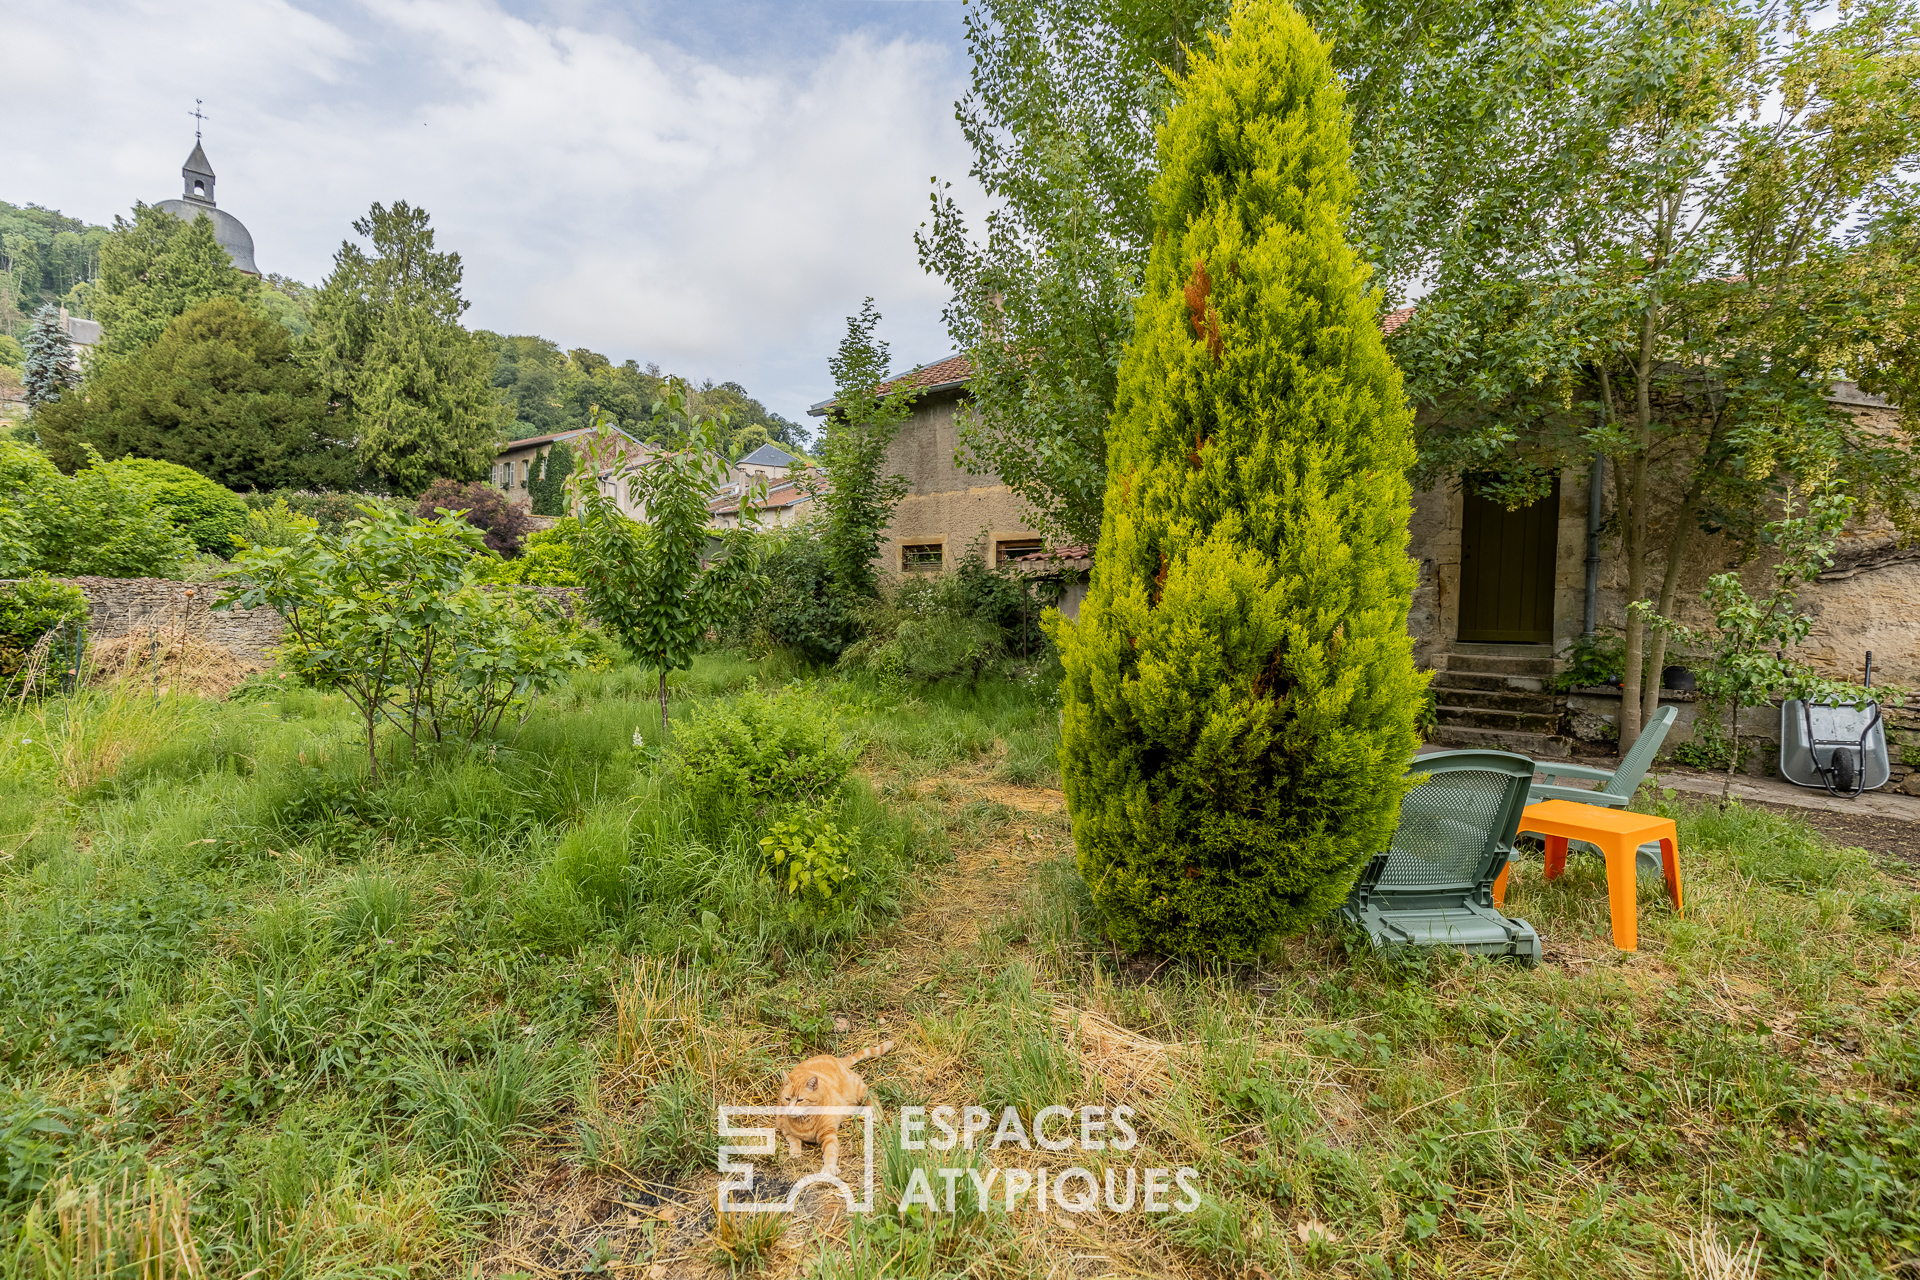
775, 1040, 893, 1176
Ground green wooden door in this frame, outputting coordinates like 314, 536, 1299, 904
1457, 477, 1559, 643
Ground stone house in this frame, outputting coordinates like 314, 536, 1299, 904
806, 355, 1046, 576
708, 477, 814, 531
837, 343, 1913, 782
1404, 367, 1915, 772
491, 426, 655, 520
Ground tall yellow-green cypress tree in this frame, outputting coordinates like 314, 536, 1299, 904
1049, 0, 1424, 960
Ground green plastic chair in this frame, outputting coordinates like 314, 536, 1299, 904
1529, 705, 1678, 807
1341, 750, 1542, 964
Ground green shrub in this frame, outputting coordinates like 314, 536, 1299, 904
1548, 633, 1626, 692
724, 526, 855, 663
0, 574, 87, 689
237, 497, 320, 549
242, 489, 404, 534
759, 806, 856, 917
475, 517, 581, 586
672, 686, 857, 814
0, 440, 194, 577
107, 457, 249, 554
1048, 3, 1424, 959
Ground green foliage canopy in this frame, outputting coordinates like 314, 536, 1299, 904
92, 205, 253, 366
918, 0, 1528, 547
34, 297, 352, 491
0, 200, 107, 338
1051, 1, 1424, 959
309, 202, 500, 496
0, 442, 194, 578
1388, 0, 1920, 748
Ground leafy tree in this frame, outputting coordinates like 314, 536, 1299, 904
221, 505, 586, 780
918, 0, 1527, 546
810, 300, 914, 600
107, 458, 248, 555
1390, 0, 1920, 749
92, 205, 252, 365
572, 395, 764, 728
309, 202, 501, 496
0, 441, 194, 577
526, 439, 574, 517
33, 297, 352, 490
1050, 2, 1424, 960
21, 305, 74, 408
415, 478, 533, 556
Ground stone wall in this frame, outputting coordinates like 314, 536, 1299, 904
48, 577, 288, 661
879, 389, 1045, 576
6, 578, 587, 667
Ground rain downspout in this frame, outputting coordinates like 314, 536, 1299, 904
1582, 456, 1605, 638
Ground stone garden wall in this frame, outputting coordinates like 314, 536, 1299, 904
7, 578, 586, 666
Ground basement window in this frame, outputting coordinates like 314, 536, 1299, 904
902, 543, 944, 571
995, 538, 1044, 566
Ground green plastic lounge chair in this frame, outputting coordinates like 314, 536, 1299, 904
1341, 750, 1542, 964
1528, 705, 1677, 808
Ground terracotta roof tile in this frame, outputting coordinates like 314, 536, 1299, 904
1383, 306, 1414, 335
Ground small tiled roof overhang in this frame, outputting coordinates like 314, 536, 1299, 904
808, 354, 974, 418
495, 425, 643, 454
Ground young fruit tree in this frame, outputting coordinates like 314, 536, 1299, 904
571, 393, 765, 728
1049, 0, 1425, 960
811, 299, 915, 601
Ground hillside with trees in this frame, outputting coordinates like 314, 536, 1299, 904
484, 332, 809, 455
0, 200, 108, 342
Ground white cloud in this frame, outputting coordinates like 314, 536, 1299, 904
0, 0, 981, 418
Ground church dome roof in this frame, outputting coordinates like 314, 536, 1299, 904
160, 140, 258, 275
156, 201, 258, 275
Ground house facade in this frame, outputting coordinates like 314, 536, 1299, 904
491, 426, 655, 520
832, 347, 1912, 770
807, 355, 1046, 576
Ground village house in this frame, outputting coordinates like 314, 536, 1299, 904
806, 355, 1047, 576
846, 341, 1914, 775
491, 425, 655, 520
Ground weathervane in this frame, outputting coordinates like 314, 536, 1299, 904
189, 99, 209, 141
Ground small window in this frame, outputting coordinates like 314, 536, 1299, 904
901, 543, 944, 571
518, 460, 528, 486
995, 538, 1044, 566
192, 181, 205, 196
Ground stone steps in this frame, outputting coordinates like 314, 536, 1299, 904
1431, 725, 1576, 759
1429, 645, 1569, 760
1433, 687, 1561, 715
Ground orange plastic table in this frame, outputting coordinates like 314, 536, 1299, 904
1492, 799, 1683, 952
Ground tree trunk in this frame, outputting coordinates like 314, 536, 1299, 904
1618, 274, 1663, 753
1640, 481, 1703, 733
658, 669, 670, 738
1619, 446, 1651, 751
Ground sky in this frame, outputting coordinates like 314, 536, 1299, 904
1, 0, 985, 423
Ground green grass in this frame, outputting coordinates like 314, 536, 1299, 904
0, 654, 1916, 1277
